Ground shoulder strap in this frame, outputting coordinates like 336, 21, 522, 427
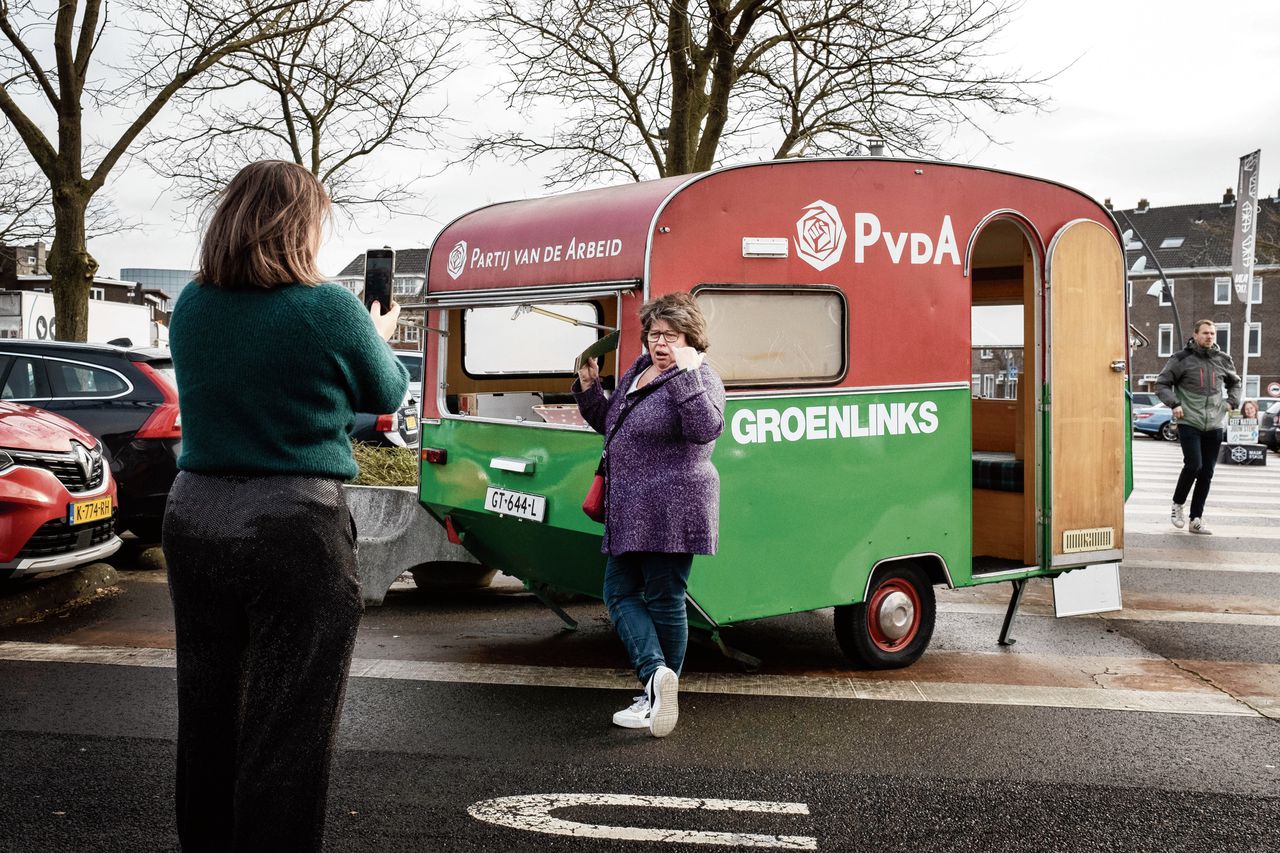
603, 378, 663, 450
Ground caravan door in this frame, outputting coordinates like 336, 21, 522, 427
1045, 219, 1127, 567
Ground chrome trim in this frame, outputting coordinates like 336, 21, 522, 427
1, 535, 122, 577
407, 280, 639, 309
490, 456, 536, 474
683, 591, 719, 629
963, 209, 1046, 277
863, 552, 955, 599
1051, 549, 1123, 569
971, 564, 1041, 580
728, 382, 968, 401
0, 351, 135, 401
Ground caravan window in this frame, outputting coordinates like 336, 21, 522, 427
694, 287, 845, 386
463, 303, 601, 376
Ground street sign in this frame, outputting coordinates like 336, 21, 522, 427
1269, 382, 1280, 397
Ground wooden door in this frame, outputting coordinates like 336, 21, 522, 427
1045, 220, 1126, 566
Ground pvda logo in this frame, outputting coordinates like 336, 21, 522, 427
447, 240, 468, 280
794, 200, 847, 271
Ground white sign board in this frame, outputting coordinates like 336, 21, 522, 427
1227, 416, 1259, 445
1053, 563, 1122, 617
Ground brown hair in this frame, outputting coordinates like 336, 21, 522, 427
639, 292, 710, 352
195, 160, 331, 289
1193, 318, 1216, 333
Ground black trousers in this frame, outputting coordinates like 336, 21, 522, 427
1173, 425, 1225, 520
163, 472, 363, 853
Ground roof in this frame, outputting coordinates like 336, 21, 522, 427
334, 247, 430, 278
1115, 196, 1280, 272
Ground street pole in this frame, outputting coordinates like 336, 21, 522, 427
1116, 210, 1183, 343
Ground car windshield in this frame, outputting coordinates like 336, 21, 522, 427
396, 353, 422, 380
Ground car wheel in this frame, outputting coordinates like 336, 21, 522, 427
834, 562, 935, 670
1160, 422, 1179, 442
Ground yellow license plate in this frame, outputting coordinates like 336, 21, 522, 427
404, 414, 418, 431
68, 496, 113, 526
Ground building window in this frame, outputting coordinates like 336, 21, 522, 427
400, 325, 421, 344
1252, 276, 1263, 304
1159, 279, 1175, 306
1247, 323, 1261, 357
89, 287, 105, 301
1214, 276, 1231, 305
393, 276, 421, 297
1245, 376, 1260, 399
982, 374, 995, 398
1215, 323, 1230, 358
1158, 324, 1174, 357
1006, 376, 1018, 400
979, 348, 993, 359
971, 374, 980, 396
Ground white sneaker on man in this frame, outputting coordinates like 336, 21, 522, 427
1171, 503, 1186, 529
647, 666, 679, 738
612, 694, 651, 729
1189, 518, 1212, 535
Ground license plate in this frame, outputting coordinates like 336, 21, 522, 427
68, 496, 113, 526
404, 414, 418, 431
484, 486, 546, 522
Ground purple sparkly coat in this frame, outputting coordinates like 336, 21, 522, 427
573, 354, 726, 556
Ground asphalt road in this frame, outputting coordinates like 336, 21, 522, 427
1, 439, 1278, 851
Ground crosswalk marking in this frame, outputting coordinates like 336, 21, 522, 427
0, 639, 1263, 718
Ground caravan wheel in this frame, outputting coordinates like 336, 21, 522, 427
834, 563, 936, 670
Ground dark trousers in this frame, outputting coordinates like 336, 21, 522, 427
604, 552, 693, 687
163, 472, 363, 853
1173, 425, 1225, 520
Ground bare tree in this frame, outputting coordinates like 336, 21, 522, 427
0, 0, 360, 341
470, 0, 1048, 187
0, 126, 50, 246
148, 0, 461, 219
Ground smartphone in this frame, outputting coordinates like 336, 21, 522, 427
363, 248, 395, 311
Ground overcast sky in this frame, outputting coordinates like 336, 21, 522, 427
62, 0, 1280, 282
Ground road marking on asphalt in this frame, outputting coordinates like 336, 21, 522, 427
935, 601, 1280, 627
1121, 560, 1280, 575
467, 794, 816, 849
1124, 521, 1280, 539
0, 640, 1260, 718
1127, 505, 1280, 520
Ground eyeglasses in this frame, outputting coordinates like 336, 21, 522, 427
645, 330, 682, 343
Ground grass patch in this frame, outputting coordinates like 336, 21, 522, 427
350, 442, 419, 486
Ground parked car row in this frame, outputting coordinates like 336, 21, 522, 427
1132, 392, 1280, 452
3, 339, 424, 585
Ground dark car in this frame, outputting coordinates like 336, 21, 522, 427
1, 340, 180, 541
1, 400, 122, 582
1261, 400, 1280, 452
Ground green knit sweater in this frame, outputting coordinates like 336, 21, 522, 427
170, 281, 410, 480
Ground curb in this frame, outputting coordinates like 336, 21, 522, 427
0, 562, 120, 627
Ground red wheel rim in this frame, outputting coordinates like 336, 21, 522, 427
866, 578, 921, 653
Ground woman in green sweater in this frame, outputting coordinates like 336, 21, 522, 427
163, 160, 408, 852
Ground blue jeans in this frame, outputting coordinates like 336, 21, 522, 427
1173, 425, 1224, 520
604, 552, 693, 687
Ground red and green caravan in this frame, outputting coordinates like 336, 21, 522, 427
413, 158, 1133, 669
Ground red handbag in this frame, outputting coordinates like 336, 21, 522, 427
581, 462, 606, 523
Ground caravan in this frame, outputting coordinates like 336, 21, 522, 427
413, 158, 1131, 668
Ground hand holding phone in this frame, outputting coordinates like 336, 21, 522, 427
363, 248, 395, 311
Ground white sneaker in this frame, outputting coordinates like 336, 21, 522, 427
612, 694, 650, 729
647, 666, 679, 738
1189, 518, 1212, 535
1171, 503, 1186, 529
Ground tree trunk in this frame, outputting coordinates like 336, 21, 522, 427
46, 186, 96, 342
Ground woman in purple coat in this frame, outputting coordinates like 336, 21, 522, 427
574, 293, 726, 737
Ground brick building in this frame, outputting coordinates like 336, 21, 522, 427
1117, 188, 1280, 402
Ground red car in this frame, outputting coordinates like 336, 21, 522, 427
1, 401, 121, 582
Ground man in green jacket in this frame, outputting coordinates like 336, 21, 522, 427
1154, 319, 1241, 534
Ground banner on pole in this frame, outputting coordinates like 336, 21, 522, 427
1231, 150, 1261, 303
